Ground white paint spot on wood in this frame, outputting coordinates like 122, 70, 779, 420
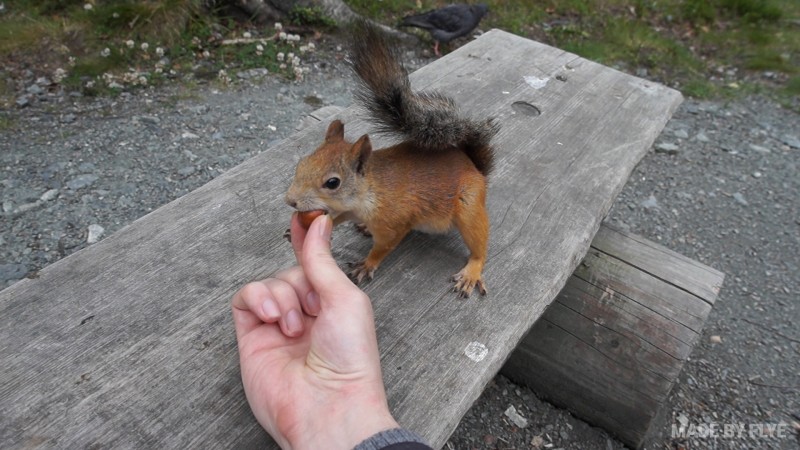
523, 76, 549, 90
464, 341, 488, 362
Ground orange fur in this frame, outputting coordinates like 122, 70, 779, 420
286, 120, 491, 297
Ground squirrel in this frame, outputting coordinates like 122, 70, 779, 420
285, 20, 499, 297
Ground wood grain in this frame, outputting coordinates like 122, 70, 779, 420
502, 224, 724, 449
0, 30, 682, 449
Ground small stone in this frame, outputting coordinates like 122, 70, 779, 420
108, 81, 124, 90
237, 68, 269, 79
40, 189, 59, 201
695, 132, 710, 143
752, 171, 762, 179
0, 263, 28, 283
139, 115, 160, 125
2, 201, 13, 212
710, 335, 722, 344
78, 162, 96, 172
177, 166, 196, 177
211, 131, 224, 140
181, 131, 199, 139
26, 84, 45, 95
15, 96, 30, 108
67, 174, 98, 190
60, 114, 77, 124
504, 405, 529, 428
749, 144, 771, 154
531, 435, 545, 449
87, 224, 105, 244
655, 143, 679, 155
780, 134, 800, 149
673, 129, 689, 139
641, 195, 659, 210
732, 192, 748, 206
559, 430, 569, 440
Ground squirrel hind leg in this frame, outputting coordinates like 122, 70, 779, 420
451, 179, 489, 298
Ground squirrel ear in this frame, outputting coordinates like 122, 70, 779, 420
351, 134, 372, 175
325, 120, 345, 142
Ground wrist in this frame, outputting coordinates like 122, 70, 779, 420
286, 384, 399, 450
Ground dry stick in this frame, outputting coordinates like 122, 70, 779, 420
740, 317, 800, 345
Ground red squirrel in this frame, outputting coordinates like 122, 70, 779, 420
285, 20, 498, 297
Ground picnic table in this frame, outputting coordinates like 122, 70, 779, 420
0, 29, 714, 449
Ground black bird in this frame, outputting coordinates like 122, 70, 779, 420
399, 3, 489, 56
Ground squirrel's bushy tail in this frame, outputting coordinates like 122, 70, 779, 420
349, 20, 498, 176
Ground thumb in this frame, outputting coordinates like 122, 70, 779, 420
300, 215, 357, 300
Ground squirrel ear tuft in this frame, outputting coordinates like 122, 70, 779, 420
325, 119, 345, 142
352, 134, 372, 175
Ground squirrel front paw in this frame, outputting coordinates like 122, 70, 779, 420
349, 261, 376, 284
354, 222, 372, 237
451, 270, 487, 298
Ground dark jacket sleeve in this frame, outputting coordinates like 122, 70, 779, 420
353, 428, 433, 450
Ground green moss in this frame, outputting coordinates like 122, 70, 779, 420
287, 6, 336, 27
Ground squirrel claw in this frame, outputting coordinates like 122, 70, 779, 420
349, 262, 375, 284
283, 228, 291, 242
451, 272, 487, 298
354, 223, 372, 237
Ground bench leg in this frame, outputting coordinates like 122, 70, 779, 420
501, 224, 724, 449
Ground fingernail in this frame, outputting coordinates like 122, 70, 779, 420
261, 298, 280, 320
318, 214, 332, 240
285, 309, 303, 335
306, 291, 321, 316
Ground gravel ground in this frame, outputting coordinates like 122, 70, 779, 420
1, 36, 798, 449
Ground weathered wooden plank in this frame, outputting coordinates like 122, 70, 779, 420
502, 224, 724, 449
0, 30, 682, 449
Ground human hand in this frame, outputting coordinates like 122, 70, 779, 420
232, 213, 398, 449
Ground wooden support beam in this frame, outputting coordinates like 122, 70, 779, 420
502, 225, 724, 449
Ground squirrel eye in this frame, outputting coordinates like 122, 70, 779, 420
323, 177, 341, 190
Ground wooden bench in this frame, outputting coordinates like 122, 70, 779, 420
0, 30, 685, 448
502, 225, 724, 449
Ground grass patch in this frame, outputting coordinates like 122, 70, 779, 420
0, 0, 797, 102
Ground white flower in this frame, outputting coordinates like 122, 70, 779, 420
138, 76, 147, 85
256, 44, 264, 52
140, 42, 149, 51
83, 3, 93, 11
276, 52, 285, 62
68, 56, 77, 67
243, 31, 252, 39
307, 42, 315, 51
274, 22, 283, 31
53, 68, 67, 83
279, 32, 287, 41
85, 80, 95, 88
125, 40, 135, 49
287, 52, 294, 60
202, 50, 210, 59
191, 36, 201, 47
156, 47, 164, 57
292, 56, 300, 67
100, 48, 111, 57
